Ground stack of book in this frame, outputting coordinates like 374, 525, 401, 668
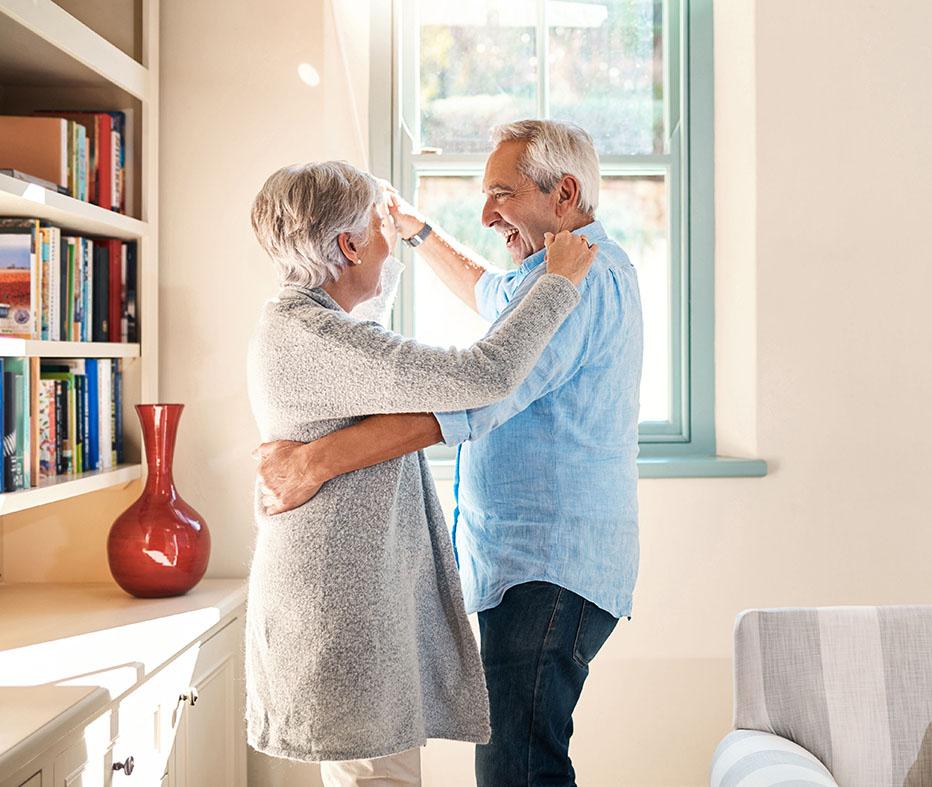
0, 112, 130, 213
0, 357, 124, 491
0, 218, 137, 342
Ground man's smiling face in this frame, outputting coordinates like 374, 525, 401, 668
481, 139, 563, 264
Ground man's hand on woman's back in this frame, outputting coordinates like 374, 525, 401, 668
253, 441, 324, 515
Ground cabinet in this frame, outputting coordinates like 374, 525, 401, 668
0, 603, 245, 787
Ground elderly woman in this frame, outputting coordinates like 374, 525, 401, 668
245, 161, 595, 784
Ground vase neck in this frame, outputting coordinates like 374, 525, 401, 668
137, 405, 183, 495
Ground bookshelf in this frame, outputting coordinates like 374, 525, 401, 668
0, 0, 158, 520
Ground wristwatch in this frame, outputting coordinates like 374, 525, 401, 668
403, 222, 432, 247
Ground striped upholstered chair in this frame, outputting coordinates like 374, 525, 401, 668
710, 606, 932, 786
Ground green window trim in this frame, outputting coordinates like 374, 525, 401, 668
370, 0, 768, 478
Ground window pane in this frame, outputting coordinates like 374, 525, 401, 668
549, 0, 665, 155
413, 173, 671, 426
599, 175, 670, 422
419, 0, 538, 153
413, 175, 496, 348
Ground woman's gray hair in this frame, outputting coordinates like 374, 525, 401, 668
490, 120, 600, 216
251, 161, 380, 288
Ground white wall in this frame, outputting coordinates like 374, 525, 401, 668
155, 1, 932, 784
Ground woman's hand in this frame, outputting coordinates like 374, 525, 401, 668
383, 185, 428, 241
544, 230, 598, 287
252, 440, 324, 515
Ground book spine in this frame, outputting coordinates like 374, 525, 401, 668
50, 235, 60, 342
120, 243, 128, 342
126, 242, 137, 343
85, 359, 98, 470
108, 239, 122, 342
54, 380, 64, 475
38, 380, 52, 480
98, 361, 110, 470
110, 362, 117, 466
60, 119, 68, 189
115, 362, 123, 464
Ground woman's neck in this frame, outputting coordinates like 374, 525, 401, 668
321, 279, 364, 313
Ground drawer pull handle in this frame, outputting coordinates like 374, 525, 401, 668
179, 687, 199, 706
113, 756, 135, 775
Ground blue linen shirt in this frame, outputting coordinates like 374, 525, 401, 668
434, 221, 643, 619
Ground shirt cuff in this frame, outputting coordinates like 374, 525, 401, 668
434, 409, 470, 447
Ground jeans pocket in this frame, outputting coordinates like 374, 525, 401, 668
572, 600, 619, 668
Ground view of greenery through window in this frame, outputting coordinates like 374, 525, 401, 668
409, 0, 674, 424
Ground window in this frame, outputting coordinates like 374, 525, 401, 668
372, 0, 720, 459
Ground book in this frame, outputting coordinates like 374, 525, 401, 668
125, 242, 137, 342
0, 117, 69, 190
114, 361, 123, 464
42, 372, 73, 475
0, 218, 40, 337
53, 380, 65, 475
92, 243, 109, 342
34, 112, 115, 210
0, 169, 69, 195
98, 359, 112, 470
4, 370, 24, 491
6, 358, 30, 488
38, 379, 56, 480
108, 239, 122, 342
29, 358, 39, 486
85, 359, 99, 470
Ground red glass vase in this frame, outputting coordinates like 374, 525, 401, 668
108, 404, 210, 598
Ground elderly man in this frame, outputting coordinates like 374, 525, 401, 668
254, 119, 643, 786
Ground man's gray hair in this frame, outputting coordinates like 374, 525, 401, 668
490, 119, 600, 216
251, 161, 379, 288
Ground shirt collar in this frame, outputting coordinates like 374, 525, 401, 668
516, 220, 607, 275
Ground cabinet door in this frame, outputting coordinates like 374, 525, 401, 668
174, 618, 245, 787
51, 712, 112, 787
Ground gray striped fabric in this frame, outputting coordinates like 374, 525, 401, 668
710, 730, 838, 787
718, 606, 932, 787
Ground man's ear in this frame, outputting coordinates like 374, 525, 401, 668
555, 175, 581, 216
337, 232, 358, 263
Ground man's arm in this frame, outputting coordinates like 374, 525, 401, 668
255, 413, 442, 514
387, 192, 492, 313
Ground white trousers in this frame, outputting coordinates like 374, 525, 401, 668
319, 747, 421, 787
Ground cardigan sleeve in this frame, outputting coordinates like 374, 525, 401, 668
258, 273, 580, 420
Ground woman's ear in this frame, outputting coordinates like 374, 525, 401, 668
337, 232, 360, 265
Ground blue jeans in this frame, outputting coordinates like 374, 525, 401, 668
475, 581, 619, 787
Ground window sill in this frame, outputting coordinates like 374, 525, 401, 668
427, 455, 768, 481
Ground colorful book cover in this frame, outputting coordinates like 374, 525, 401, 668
4, 370, 23, 491
85, 358, 99, 470
41, 372, 73, 475
49, 230, 61, 342
53, 380, 65, 475
108, 239, 122, 342
83, 238, 94, 342
110, 360, 117, 465
38, 379, 55, 480
98, 359, 112, 470
114, 361, 123, 464
0, 358, 5, 490
39, 227, 49, 340
29, 357, 39, 486
7, 358, 31, 489
0, 218, 39, 337
125, 241, 137, 343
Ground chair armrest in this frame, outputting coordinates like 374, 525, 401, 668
710, 730, 838, 787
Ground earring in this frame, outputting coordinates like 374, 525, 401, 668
353, 257, 363, 266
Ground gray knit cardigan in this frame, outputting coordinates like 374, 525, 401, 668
245, 273, 579, 762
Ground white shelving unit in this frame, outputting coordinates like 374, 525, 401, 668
0, 0, 159, 516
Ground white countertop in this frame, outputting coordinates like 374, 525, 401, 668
0, 579, 247, 772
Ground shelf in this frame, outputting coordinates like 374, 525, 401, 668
0, 339, 140, 359
0, 464, 142, 515
0, 174, 147, 240
0, 0, 149, 101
